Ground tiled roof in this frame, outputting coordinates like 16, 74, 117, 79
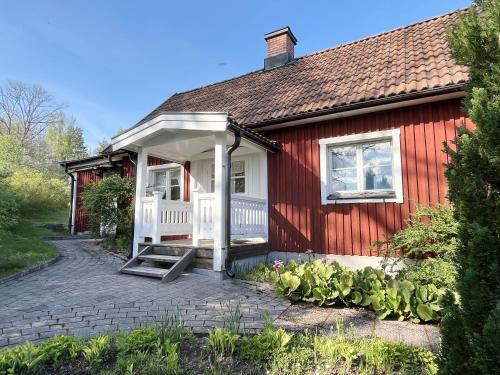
140, 10, 468, 129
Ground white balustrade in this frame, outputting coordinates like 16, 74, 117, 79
141, 191, 267, 243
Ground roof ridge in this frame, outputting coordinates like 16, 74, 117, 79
294, 7, 467, 61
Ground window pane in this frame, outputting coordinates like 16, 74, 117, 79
330, 146, 356, 169
170, 186, 180, 200
170, 169, 180, 186
232, 160, 245, 177
332, 168, 358, 191
364, 165, 393, 190
362, 142, 392, 167
154, 171, 167, 187
232, 178, 245, 193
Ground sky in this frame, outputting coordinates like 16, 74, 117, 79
0, 0, 471, 149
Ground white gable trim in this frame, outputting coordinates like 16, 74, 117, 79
112, 112, 230, 151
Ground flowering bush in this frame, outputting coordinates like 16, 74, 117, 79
274, 259, 448, 323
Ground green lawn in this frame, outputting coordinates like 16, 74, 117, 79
0, 209, 69, 279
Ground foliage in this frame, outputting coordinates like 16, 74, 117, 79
0, 184, 19, 230
397, 257, 457, 290
116, 326, 160, 355
81, 174, 134, 243
374, 204, 458, 261
0, 210, 65, 279
5, 168, 67, 213
235, 261, 279, 284
82, 335, 113, 371
440, 1, 500, 374
207, 328, 240, 358
275, 259, 447, 323
0, 135, 24, 177
45, 114, 88, 171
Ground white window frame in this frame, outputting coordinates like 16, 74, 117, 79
210, 158, 247, 195
319, 129, 403, 204
146, 163, 184, 201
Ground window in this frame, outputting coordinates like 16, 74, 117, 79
148, 167, 182, 200
210, 160, 246, 194
319, 129, 403, 204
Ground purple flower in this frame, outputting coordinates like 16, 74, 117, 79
273, 259, 284, 271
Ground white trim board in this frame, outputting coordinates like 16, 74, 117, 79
319, 128, 403, 204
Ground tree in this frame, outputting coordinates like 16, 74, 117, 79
0, 81, 64, 147
0, 135, 24, 178
93, 138, 110, 155
440, 1, 500, 374
46, 114, 88, 162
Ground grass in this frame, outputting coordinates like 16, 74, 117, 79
0, 209, 68, 278
234, 261, 278, 284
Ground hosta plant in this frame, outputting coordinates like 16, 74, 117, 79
274, 259, 447, 323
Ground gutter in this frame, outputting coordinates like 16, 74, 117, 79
225, 129, 241, 278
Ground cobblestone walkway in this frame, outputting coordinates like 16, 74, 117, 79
0, 239, 288, 348
0, 239, 440, 351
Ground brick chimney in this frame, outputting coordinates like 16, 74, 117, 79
264, 27, 297, 70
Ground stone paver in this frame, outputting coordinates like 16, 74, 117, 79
0, 239, 440, 350
0, 239, 289, 348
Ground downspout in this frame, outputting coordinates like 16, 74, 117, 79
64, 164, 76, 235
127, 152, 137, 259
225, 129, 241, 278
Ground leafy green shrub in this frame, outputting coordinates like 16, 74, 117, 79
0, 184, 19, 230
81, 174, 134, 244
374, 204, 458, 260
5, 168, 67, 213
397, 258, 457, 290
275, 259, 447, 323
0, 341, 40, 375
35, 335, 84, 369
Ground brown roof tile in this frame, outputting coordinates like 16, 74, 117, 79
139, 10, 467, 128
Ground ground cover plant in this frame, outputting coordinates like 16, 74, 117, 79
0, 316, 438, 375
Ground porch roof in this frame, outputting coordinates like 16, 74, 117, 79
111, 112, 280, 159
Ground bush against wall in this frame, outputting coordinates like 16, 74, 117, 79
0, 184, 19, 230
81, 174, 134, 242
5, 168, 67, 213
373, 205, 458, 289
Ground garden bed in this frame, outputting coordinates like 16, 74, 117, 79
0, 314, 438, 375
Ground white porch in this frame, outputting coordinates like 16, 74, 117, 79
111, 112, 277, 274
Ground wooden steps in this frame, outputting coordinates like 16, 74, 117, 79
120, 245, 196, 282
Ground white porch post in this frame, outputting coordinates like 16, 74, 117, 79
70, 172, 78, 235
213, 132, 227, 272
151, 191, 162, 244
191, 190, 200, 247
132, 147, 148, 257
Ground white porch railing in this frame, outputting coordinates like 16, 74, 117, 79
140, 191, 267, 243
140, 192, 193, 241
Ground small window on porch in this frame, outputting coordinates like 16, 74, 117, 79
150, 167, 181, 200
210, 160, 246, 194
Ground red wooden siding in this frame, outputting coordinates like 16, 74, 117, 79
74, 170, 102, 233
265, 98, 473, 255
73, 155, 190, 233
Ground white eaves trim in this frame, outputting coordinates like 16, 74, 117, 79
112, 112, 230, 151
319, 128, 403, 205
